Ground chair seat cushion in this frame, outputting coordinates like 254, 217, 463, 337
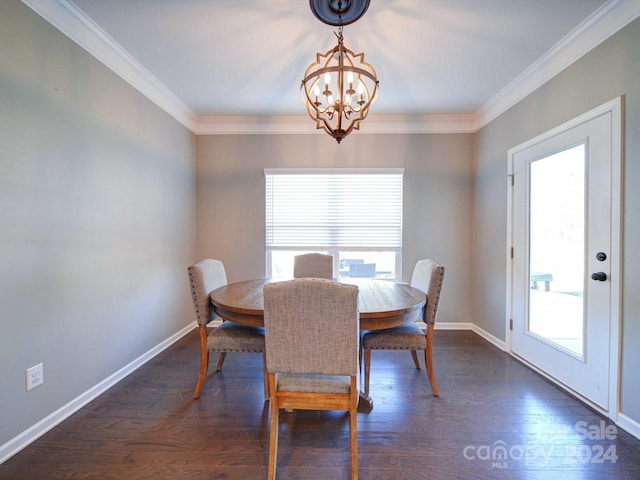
277, 373, 352, 394
207, 321, 265, 352
362, 323, 425, 350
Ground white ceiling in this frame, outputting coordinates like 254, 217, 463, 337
26, 0, 640, 133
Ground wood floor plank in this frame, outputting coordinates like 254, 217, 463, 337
1, 330, 639, 479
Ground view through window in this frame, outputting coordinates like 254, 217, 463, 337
265, 169, 404, 280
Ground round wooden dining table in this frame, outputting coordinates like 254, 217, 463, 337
210, 277, 426, 408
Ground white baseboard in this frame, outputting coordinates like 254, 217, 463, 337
617, 412, 640, 441
0, 322, 197, 465
469, 324, 508, 351
434, 322, 473, 330
431, 322, 507, 352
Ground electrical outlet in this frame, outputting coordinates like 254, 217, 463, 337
26, 363, 44, 391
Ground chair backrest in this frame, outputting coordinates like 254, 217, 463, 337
349, 262, 376, 278
293, 253, 333, 279
187, 259, 228, 325
410, 259, 445, 325
263, 279, 359, 376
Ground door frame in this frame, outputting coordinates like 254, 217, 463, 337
505, 96, 623, 420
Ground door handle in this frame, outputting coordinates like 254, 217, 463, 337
591, 272, 607, 282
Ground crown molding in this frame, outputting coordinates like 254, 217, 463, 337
22, 0, 197, 131
194, 114, 476, 135
23, 0, 640, 135
473, 0, 640, 131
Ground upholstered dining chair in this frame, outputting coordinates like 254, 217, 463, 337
348, 262, 376, 278
362, 259, 445, 397
263, 278, 360, 480
293, 253, 333, 279
188, 259, 268, 400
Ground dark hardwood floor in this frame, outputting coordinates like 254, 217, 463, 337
1, 330, 639, 479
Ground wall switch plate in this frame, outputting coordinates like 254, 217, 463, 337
26, 363, 44, 391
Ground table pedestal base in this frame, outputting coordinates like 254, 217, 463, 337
358, 391, 373, 410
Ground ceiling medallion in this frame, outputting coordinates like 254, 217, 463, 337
301, 0, 379, 143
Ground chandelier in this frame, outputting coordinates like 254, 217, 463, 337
301, 0, 379, 143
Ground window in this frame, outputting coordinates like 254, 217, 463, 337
265, 169, 403, 280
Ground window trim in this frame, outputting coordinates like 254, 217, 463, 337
264, 168, 405, 175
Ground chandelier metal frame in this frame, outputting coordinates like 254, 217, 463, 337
301, 0, 379, 143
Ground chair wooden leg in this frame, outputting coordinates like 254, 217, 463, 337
425, 324, 439, 397
262, 352, 270, 401
364, 349, 371, 396
350, 377, 359, 480
216, 352, 227, 371
268, 373, 279, 480
193, 325, 209, 399
410, 350, 421, 370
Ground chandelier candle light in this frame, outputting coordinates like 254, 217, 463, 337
301, 0, 379, 143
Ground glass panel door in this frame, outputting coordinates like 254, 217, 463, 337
510, 99, 622, 414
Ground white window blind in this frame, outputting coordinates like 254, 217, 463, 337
265, 169, 403, 249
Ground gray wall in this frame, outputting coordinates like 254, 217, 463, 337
0, 2, 196, 446
473, 18, 640, 423
196, 133, 473, 327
